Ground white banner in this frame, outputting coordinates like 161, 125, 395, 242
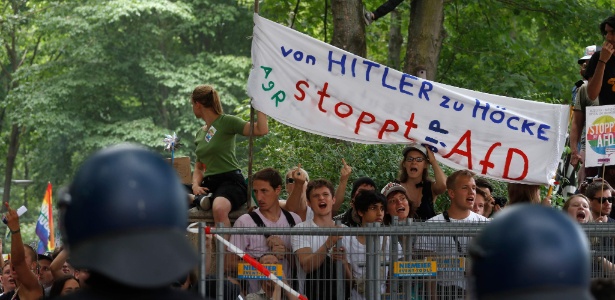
247, 14, 568, 185
585, 105, 615, 167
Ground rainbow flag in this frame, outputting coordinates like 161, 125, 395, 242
35, 182, 55, 254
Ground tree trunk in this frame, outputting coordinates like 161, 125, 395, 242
388, 9, 403, 69
330, 0, 366, 57
2, 124, 21, 203
404, 0, 445, 80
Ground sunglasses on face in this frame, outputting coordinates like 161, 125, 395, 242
593, 197, 614, 203
286, 178, 294, 184
405, 157, 425, 163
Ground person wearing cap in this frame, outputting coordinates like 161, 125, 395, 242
414, 169, 489, 299
381, 182, 415, 224
571, 45, 599, 186
334, 176, 377, 227
1, 204, 44, 300
469, 205, 594, 300
397, 142, 447, 221
56, 144, 201, 300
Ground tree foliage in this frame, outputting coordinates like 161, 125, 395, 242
2, 0, 615, 248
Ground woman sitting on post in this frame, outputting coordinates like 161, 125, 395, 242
190, 84, 269, 228
396, 143, 447, 221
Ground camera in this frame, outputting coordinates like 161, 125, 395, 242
493, 196, 508, 207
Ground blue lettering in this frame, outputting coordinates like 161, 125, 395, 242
472, 99, 490, 120
306, 55, 316, 65
419, 81, 433, 101
507, 116, 519, 130
363, 60, 380, 81
521, 120, 535, 136
399, 74, 418, 96
293, 51, 303, 61
490, 110, 505, 123
440, 96, 450, 108
351, 58, 357, 77
537, 124, 550, 141
328, 51, 346, 74
280, 46, 292, 57
382, 67, 397, 91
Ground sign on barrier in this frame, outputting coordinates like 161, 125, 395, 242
237, 263, 283, 280
427, 257, 466, 272
393, 260, 437, 277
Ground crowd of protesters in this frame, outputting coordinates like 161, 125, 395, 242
4, 13, 615, 299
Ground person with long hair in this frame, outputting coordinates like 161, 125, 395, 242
48, 276, 79, 299
190, 84, 269, 228
396, 143, 446, 221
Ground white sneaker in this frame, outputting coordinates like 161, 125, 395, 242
197, 193, 212, 210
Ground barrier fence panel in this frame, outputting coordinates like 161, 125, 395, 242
194, 221, 615, 300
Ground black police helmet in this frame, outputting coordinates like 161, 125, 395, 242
60, 144, 197, 288
469, 204, 593, 300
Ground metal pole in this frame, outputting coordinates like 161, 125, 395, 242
390, 217, 399, 300
404, 218, 413, 298
216, 223, 225, 300
198, 222, 207, 298
373, 222, 381, 300
335, 219, 345, 300
366, 223, 375, 299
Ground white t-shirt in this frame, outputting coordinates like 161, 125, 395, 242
291, 219, 350, 294
346, 235, 403, 300
415, 211, 489, 289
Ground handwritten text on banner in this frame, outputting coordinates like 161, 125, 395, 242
247, 14, 568, 184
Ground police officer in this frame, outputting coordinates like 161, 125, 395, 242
58, 144, 202, 299
469, 204, 594, 300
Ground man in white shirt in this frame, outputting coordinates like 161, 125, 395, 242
291, 179, 351, 299
415, 169, 489, 299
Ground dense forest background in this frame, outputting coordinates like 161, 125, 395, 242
2, 0, 615, 245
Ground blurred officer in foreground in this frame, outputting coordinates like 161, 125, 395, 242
58, 144, 201, 300
469, 204, 594, 300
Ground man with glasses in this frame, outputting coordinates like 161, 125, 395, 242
584, 180, 615, 223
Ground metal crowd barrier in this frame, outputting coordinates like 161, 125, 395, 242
193, 220, 615, 300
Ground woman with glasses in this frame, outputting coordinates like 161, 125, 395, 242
396, 143, 447, 220
381, 182, 416, 224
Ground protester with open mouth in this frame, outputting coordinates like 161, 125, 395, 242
381, 182, 416, 224
563, 194, 615, 278
396, 142, 447, 221
563, 194, 593, 223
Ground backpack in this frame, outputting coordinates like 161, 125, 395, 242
248, 209, 296, 238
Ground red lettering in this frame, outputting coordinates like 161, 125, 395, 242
317, 82, 330, 113
294, 80, 309, 101
403, 113, 418, 140
378, 120, 399, 139
503, 148, 529, 180
479, 142, 501, 175
355, 112, 375, 134
442, 130, 473, 169
334, 102, 353, 118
